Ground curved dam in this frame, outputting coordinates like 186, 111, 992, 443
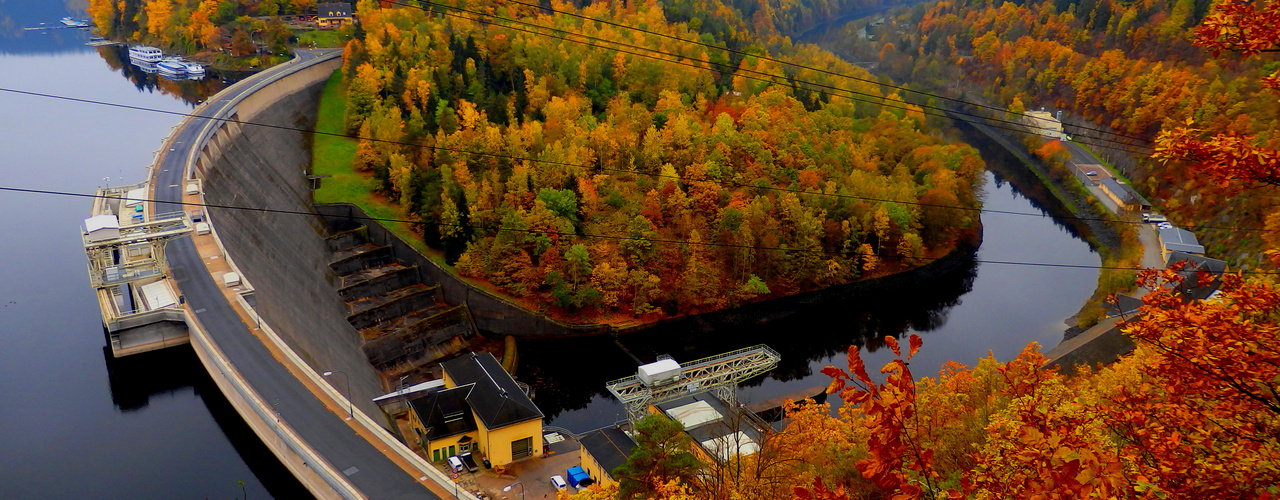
153, 50, 466, 499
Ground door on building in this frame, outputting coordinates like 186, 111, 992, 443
512, 437, 533, 460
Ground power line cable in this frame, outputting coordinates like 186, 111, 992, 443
0, 87, 1260, 235
431, 0, 1156, 146
8, 183, 1262, 274
391, 0, 1155, 153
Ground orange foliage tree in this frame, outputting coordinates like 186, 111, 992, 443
1154, 0, 1280, 186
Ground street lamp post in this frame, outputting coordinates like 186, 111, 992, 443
502, 481, 524, 500
322, 370, 353, 420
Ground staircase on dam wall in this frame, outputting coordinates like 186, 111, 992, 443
324, 225, 480, 384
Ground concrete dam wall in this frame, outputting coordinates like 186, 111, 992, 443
195, 58, 389, 420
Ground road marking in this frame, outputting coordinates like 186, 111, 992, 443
343, 467, 359, 476
194, 308, 206, 314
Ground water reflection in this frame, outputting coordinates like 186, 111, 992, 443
519, 248, 979, 424
521, 122, 1103, 432
103, 347, 314, 499
98, 45, 248, 106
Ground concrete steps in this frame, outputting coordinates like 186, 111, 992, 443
339, 265, 422, 301
330, 245, 394, 276
324, 224, 479, 383
347, 285, 442, 330
361, 306, 475, 375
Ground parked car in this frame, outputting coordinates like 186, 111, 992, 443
1143, 213, 1168, 223
447, 456, 464, 474
550, 475, 568, 490
1086, 171, 1098, 176
1157, 222, 1174, 230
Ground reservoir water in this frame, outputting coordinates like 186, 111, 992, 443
0, 2, 1097, 495
0, 3, 306, 498
519, 131, 1103, 431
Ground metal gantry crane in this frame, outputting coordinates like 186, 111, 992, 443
605, 344, 781, 423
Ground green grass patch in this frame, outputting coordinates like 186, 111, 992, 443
296, 29, 351, 48
311, 69, 447, 263
313, 69, 364, 204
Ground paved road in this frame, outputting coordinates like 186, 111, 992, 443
158, 50, 440, 499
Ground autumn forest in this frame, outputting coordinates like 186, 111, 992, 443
85, 0, 1280, 497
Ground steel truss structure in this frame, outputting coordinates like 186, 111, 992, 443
605, 344, 781, 423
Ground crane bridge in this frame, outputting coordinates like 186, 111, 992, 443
605, 344, 781, 422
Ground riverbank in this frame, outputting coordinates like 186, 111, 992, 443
311, 67, 985, 333
951, 114, 1142, 328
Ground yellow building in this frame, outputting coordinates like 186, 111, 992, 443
408, 352, 544, 466
578, 427, 637, 485
1023, 110, 1066, 140
316, 2, 353, 29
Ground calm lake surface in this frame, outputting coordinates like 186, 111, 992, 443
0, 3, 306, 498
519, 131, 1102, 432
0, 2, 1098, 496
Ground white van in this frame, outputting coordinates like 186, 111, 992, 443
447, 456, 464, 474
1143, 213, 1168, 224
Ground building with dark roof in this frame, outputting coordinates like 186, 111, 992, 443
407, 352, 544, 466
1157, 227, 1205, 262
316, 2, 353, 29
1100, 178, 1152, 212
578, 426, 637, 484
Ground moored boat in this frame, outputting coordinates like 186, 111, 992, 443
60, 17, 90, 28
128, 45, 163, 63
180, 60, 205, 77
157, 57, 187, 76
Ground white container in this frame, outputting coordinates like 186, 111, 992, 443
222, 272, 241, 287
194, 222, 211, 235
637, 358, 683, 386
186, 182, 200, 195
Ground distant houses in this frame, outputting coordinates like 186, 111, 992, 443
1100, 177, 1152, 213
1157, 226, 1206, 263
317, 2, 354, 29
406, 352, 543, 466
1022, 110, 1067, 141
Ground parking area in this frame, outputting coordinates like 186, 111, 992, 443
437, 432, 586, 500
1074, 163, 1111, 185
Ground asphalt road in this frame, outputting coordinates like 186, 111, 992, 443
158, 50, 440, 499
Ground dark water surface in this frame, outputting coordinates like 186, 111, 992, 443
0, 3, 305, 499
0, 1, 1099, 495
521, 135, 1102, 432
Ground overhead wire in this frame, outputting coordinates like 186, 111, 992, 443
475, 0, 1157, 147
390, 0, 1155, 154
7, 183, 1263, 274
0, 86, 1263, 235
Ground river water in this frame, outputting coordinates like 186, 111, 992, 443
519, 126, 1103, 432
0, 3, 306, 499
0, 2, 1097, 496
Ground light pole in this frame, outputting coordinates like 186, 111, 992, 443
502, 481, 524, 500
322, 370, 353, 420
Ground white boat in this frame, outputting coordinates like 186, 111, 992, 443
157, 57, 186, 76
60, 17, 90, 28
180, 60, 205, 76
128, 45, 163, 63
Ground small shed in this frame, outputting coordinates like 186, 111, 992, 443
84, 214, 121, 243
578, 426, 636, 485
